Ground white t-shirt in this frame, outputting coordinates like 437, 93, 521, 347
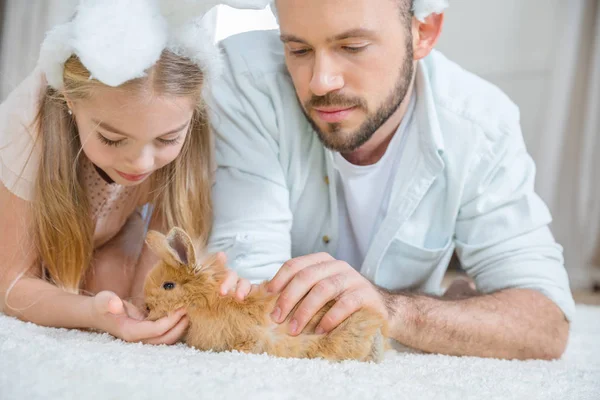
333, 94, 416, 269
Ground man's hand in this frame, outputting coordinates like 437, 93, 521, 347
266, 252, 388, 335
90, 291, 189, 345
215, 252, 254, 301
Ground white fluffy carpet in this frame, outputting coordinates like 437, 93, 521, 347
1, 305, 599, 400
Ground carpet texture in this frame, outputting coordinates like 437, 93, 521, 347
1, 305, 599, 400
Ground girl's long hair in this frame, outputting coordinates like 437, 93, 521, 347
33, 51, 213, 292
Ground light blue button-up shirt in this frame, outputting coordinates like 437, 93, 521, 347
206, 30, 575, 321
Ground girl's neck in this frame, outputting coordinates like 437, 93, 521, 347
92, 164, 115, 184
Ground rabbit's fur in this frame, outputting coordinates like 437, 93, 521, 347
143, 227, 388, 362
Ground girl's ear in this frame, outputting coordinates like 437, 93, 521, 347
145, 227, 196, 269
63, 95, 75, 114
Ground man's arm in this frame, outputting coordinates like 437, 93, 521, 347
205, 43, 294, 283
265, 252, 569, 360
380, 121, 573, 360
382, 287, 569, 360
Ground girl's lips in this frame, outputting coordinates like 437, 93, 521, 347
116, 170, 150, 182
314, 106, 357, 123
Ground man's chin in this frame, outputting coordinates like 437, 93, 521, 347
315, 128, 365, 153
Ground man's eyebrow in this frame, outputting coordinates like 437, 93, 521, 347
92, 119, 189, 138
280, 33, 308, 44
330, 28, 377, 42
280, 29, 377, 45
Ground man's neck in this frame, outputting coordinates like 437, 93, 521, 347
342, 83, 415, 166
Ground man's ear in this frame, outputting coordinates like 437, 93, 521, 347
411, 12, 444, 61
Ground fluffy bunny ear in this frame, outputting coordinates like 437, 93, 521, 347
37, 22, 75, 90
412, 0, 449, 22
72, 0, 168, 87
146, 228, 197, 269
39, 0, 168, 89
167, 18, 224, 88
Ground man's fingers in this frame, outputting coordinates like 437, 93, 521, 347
315, 291, 363, 334
287, 273, 348, 335
271, 260, 346, 324
215, 251, 228, 264
143, 316, 190, 345
235, 278, 252, 301
220, 270, 239, 296
267, 253, 334, 294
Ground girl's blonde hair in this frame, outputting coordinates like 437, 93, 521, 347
33, 51, 213, 293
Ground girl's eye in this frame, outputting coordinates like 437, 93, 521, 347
162, 282, 175, 290
156, 137, 182, 146
97, 133, 125, 147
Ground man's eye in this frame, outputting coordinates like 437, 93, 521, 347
290, 48, 311, 57
162, 282, 175, 290
342, 45, 368, 53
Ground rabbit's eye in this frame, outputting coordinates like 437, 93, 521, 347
146, 305, 151, 313
162, 282, 176, 290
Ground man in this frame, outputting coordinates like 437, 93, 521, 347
206, 0, 575, 360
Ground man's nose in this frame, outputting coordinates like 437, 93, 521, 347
309, 53, 344, 96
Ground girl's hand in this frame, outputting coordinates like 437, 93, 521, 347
90, 291, 188, 345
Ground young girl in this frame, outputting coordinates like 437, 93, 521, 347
0, 0, 264, 344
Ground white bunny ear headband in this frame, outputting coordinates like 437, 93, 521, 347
38, 0, 271, 90
270, 0, 449, 23
409, 0, 449, 21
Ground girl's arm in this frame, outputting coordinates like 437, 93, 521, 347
84, 210, 148, 301
0, 182, 187, 343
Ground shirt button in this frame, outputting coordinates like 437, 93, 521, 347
322, 235, 331, 244
324, 175, 330, 185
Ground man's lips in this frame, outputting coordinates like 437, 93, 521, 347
313, 106, 357, 123
116, 170, 150, 182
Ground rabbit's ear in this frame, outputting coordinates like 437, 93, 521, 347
146, 228, 197, 269
146, 230, 177, 265
165, 227, 197, 268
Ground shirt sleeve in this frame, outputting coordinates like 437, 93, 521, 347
0, 67, 46, 201
455, 116, 576, 321
205, 58, 293, 284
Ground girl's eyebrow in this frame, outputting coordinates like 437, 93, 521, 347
91, 119, 189, 138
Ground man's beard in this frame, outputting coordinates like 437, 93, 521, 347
302, 46, 414, 153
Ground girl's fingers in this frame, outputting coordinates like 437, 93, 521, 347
120, 308, 186, 342
143, 315, 190, 345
